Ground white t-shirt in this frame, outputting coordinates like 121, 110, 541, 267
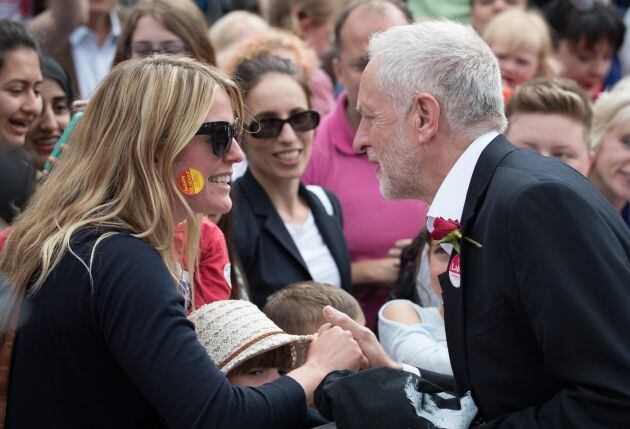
378, 300, 452, 376
285, 211, 341, 288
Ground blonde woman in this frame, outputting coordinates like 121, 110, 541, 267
209, 11, 270, 67
114, 0, 230, 310
0, 56, 365, 428
589, 77, 630, 226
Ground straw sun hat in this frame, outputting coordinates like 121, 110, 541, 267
189, 300, 313, 375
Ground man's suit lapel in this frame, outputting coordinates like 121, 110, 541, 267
461, 135, 516, 228
441, 135, 517, 395
240, 171, 310, 273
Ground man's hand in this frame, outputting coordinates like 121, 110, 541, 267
70, 99, 89, 113
322, 306, 402, 371
288, 323, 368, 406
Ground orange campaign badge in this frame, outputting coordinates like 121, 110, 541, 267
177, 168, 205, 196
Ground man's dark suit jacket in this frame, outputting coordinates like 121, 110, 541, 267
233, 170, 352, 308
434, 135, 630, 427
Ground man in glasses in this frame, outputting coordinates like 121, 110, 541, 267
301, 0, 425, 330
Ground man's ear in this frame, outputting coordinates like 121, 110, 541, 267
411, 92, 440, 144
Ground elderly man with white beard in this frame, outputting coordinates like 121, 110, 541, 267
320, 20, 630, 428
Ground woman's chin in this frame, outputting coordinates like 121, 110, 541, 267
206, 200, 232, 216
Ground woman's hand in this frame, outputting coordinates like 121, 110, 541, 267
287, 324, 367, 406
308, 324, 369, 374
322, 306, 402, 371
70, 99, 89, 113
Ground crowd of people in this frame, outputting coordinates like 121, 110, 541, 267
0, 0, 629, 428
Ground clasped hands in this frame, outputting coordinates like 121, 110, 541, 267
309, 305, 402, 373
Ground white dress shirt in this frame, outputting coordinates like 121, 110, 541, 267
69, 11, 121, 99
426, 130, 499, 254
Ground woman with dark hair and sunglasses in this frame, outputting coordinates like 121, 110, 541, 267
232, 55, 352, 308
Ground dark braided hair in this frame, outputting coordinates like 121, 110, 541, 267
390, 228, 430, 305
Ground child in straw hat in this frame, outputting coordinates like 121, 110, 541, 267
189, 299, 312, 387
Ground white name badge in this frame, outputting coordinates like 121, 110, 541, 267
449, 253, 461, 288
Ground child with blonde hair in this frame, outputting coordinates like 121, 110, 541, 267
483, 9, 558, 97
223, 28, 334, 116
209, 11, 269, 68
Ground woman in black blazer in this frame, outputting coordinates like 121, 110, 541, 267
231, 56, 351, 307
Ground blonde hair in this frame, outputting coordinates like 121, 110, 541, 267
113, 0, 216, 67
483, 9, 558, 79
223, 28, 317, 78
590, 76, 630, 153
0, 56, 243, 319
209, 11, 269, 53
506, 77, 592, 148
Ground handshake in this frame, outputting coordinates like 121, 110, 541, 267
306, 306, 402, 375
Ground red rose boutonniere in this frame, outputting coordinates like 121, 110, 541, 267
430, 217, 482, 254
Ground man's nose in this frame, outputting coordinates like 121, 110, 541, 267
352, 118, 369, 154
23, 89, 42, 116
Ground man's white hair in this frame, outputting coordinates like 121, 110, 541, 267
368, 20, 507, 135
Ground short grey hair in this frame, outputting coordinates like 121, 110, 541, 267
368, 20, 507, 135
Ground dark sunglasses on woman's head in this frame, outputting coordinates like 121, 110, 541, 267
245, 109, 320, 139
195, 119, 240, 157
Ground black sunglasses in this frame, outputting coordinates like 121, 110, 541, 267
195, 120, 240, 157
245, 110, 320, 139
